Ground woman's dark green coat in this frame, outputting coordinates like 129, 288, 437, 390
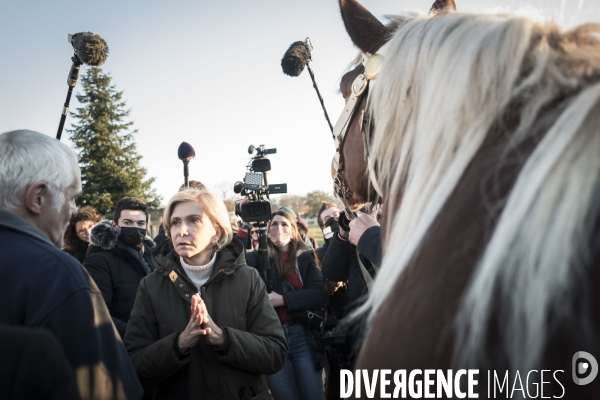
124, 238, 287, 399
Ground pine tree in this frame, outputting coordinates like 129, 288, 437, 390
68, 67, 161, 216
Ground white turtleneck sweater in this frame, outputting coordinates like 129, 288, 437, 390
180, 253, 216, 292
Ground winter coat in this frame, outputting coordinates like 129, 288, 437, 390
153, 223, 169, 247
124, 237, 287, 400
0, 209, 143, 400
63, 239, 89, 263
321, 232, 377, 306
356, 226, 382, 267
245, 250, 329, 368
0, 324, 79, 400
83, 221, 154, 338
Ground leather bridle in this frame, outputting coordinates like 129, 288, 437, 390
332, 44, 389, 220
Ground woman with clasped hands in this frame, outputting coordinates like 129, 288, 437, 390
124, 189, 287, 399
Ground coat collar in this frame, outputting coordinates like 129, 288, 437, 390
0, 208, 55, 247
152, 237, 247, 281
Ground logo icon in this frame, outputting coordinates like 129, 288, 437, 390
572, 351, 598, 385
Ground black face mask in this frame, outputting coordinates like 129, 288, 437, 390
119, 227, 146, 247
322, 217, 340, 240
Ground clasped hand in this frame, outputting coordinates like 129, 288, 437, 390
177, 294, 224, 352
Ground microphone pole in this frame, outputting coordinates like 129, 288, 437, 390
304, 39, 334, 136
183, 161, 190, 188
306, 62, 333, 136
57, 55, 82, 140
56, 32, 109, 141
257, 222, 272, 292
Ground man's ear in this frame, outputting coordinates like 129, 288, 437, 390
25, 182, 49, 215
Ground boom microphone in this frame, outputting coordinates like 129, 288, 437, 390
56, 32, 109, 140
70, 32, 109, 66
281, 41, 312, 77
281, 38, 334, 138
178, 142, 196, 189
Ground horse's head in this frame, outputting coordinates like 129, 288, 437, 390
332, 0, 456, 209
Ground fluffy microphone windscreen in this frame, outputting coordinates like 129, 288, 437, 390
281, 41, 312, 77
71, 32, 109, 66
178, 142, 196, 161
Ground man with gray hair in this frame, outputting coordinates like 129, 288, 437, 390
0, 130, 143, 399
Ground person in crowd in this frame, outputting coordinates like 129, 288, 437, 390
83, 197, 155, 339
63, 205, 102, 263
154, 180, 206, 246
315, 202, 348, 400
235, 220, 259, 252
228, 211, 240, 235
321, 204, 382, 372
322, 205, 381, 304
125, 189, 287, 399
278, 206, 314, 250
0, 130, 142, 399
296, 216, 318, 250
246, 210, 328, 400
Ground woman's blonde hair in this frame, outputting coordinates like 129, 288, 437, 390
163, 189, 233, 252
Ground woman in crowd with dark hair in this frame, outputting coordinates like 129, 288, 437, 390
246, 210, 328, 400
124, 189, 287, 399
63, 206, 102, 263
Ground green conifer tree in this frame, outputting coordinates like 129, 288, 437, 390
68, 67, 161, 216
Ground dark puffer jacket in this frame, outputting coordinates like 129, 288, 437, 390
83, 221, 154, 338
124, 238, 288, 399
245, 250, 329, 369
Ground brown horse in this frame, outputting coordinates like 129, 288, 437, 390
335, 0, 600, 397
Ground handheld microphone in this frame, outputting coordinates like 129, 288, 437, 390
281, 38, 334, 138
56, 32, 109, 140
178, 142, 196, 188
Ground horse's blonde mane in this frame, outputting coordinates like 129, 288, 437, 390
359, 11, 600, 371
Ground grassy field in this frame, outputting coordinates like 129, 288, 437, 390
308, 226, 324, 247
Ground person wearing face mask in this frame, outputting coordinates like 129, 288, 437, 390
63, 206, 103, 263
83, 197, 155, 339
245, 210, 329, 400
124, 189, 286, 399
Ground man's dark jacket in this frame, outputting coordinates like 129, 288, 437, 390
0, 209, 143, 400
124, 238, 287, 399
84, 221, 154, 338
0, 325, 79, 400
322, 232, 378, 305
357, 226, 382, 267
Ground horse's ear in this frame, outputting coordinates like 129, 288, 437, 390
339, 0, 390, 54
429, 0, 457, 14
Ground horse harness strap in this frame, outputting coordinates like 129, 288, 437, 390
332, 44, 389, 221
332, 73, 369, 218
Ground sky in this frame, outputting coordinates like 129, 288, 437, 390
1, 0, 598, 205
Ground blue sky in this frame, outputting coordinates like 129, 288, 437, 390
1, 0, 598, 204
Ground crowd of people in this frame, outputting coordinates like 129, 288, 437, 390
0, 129, 382, 400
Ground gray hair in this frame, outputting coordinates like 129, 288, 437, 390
0, 130, 79, 212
